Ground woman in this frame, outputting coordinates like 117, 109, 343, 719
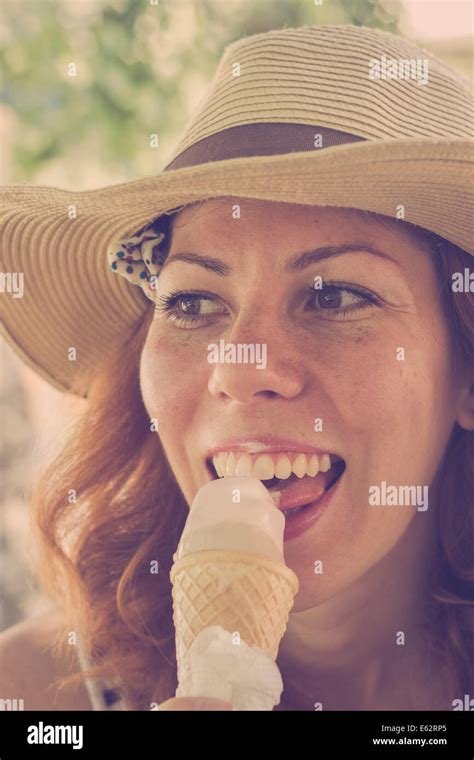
0, 24, 472, 711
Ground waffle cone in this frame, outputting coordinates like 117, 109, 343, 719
170, 549, 299, 663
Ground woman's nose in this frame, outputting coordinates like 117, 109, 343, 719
207, 313, 307, 403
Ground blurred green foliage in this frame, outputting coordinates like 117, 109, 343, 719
1, 0, 403, 183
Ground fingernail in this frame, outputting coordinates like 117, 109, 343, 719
195, 698, 233, 710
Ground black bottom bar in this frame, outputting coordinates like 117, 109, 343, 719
0, 710, 473, 758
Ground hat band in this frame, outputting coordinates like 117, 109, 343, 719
163, 123, 366, 171
108, 124, 367, 302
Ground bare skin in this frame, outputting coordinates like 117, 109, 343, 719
0, 610, 92, 710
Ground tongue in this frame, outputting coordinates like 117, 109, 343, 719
270, 471, 334, 510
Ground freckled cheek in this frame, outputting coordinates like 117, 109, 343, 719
327, 336, 423, 424
323, 348, 394, 422
140, 338, 209, 424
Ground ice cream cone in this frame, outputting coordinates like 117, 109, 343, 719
170, 548, 299, 664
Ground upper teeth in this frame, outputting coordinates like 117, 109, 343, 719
211, 451, 335, 480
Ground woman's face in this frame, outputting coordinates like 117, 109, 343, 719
140, 199, 460, 610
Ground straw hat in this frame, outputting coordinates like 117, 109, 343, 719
1, 24, 473, 398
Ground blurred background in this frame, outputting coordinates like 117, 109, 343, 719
1, 0, 472, 633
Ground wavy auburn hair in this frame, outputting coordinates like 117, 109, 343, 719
31, 210, 473, 710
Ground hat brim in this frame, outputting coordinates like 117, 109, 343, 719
1, 137, 473, 397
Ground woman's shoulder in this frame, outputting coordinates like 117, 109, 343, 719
0, 609, 92, 711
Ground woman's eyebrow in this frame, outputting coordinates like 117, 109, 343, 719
286, 243, 403, 272
161, 242, 403, 276
161, 251, 231, 275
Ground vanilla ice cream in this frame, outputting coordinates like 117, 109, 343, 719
173, 476, 285, 564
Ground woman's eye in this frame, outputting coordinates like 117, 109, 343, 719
155, 291, 225, 328
303, 284, 379, 318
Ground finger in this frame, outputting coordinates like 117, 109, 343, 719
159, 696, 233, 711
